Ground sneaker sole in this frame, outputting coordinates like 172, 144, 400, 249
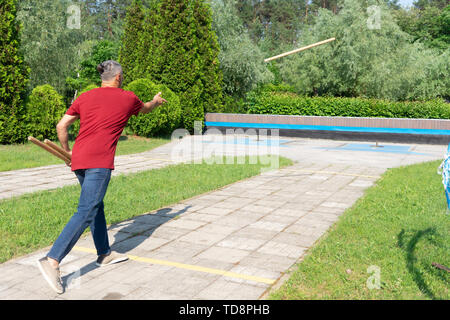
37, 260, 64, 294
96, 256, 129, 267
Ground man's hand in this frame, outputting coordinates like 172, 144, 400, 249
66, 151, 72, 167
153, 92, 167, 107
140, 92, 167, 114
56, 114, 78, 169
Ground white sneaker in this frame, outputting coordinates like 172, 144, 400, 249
37, 257, 64, 294
96, 251, 129, 267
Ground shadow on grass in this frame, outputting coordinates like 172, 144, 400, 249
397, 227, 448, 300
62, 205, 190, 287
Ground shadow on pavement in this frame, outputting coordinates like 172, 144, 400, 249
62, 205, 191, 286
109, 205, 191, 253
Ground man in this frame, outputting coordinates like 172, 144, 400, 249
37, 60, 167, 294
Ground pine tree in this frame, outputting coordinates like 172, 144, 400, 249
119, 0, 146, 85
0, 0, 29, 144
120, 0, 223, 132
135, 0, 160, 81
191, 0, 223, 114
153, 0, 223, 131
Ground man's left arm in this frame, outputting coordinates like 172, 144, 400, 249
139, 92, 167, 114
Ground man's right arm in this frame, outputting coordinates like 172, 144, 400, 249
139, 92, 167, 114
56, 114, 79, 153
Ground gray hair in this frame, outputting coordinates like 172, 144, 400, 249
97, 60, 123, 81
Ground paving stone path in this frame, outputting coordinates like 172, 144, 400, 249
0, 135, 445, 299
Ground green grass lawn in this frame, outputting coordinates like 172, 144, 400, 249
270, 160, 449, 300
0, 156, 292, 263
0, 135, 169, 172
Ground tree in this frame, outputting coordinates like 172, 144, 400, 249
92, 0, 130, 41
233, 0, 408, 55
121, 0, 224, 131
413, 0, 449, 10
130, 0, 160, 83
190, 0, 223, 115
309, 0, 339, 13
118, 0, 146, 85
210, 0, 272, 98
0, 0, 29, 144
66, 39, 120, 101
17, 0, 92, 95
278, 0, 449, 101
395, 4, 450, 50
234, 0, 309, 55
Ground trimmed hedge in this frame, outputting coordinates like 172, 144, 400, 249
23, 85, 66, 141
246, 86, 450, 119
124, 79, 182, 137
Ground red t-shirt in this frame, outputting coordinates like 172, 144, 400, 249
66, 87, 143, 171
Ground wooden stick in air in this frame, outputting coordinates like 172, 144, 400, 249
264, 37, 336, 62
28, 136, 71, 164
44, 139, 72, 161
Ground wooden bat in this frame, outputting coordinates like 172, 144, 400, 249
44, 139, 72, 161
28, 136, 71, 164
264, 37, 336, 63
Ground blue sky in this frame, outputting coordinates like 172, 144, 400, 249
398, 0, 415, 7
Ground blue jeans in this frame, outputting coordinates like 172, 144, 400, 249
47, 168, 112, 263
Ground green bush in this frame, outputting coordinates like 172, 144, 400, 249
23, 85, 66, 141
124, 78, 182, 137
245, 88, 450, 119
223, 95, 246, 114
0, 111, 27, 145
69, 84, 99, 139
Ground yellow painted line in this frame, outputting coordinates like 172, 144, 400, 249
73, 246, 276, 285
285, 169, 379, 179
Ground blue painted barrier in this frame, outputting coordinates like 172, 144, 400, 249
205, 121, 450, 136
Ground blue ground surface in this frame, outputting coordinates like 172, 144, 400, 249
202, 137, 291, 147
321, 143, 429, 155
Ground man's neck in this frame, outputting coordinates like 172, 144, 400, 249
101, 82, 119, 88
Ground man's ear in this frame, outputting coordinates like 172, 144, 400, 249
116, 73, 123, 87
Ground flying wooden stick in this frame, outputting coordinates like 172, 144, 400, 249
264, 37, 336, 63
28, 136, 71, 164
